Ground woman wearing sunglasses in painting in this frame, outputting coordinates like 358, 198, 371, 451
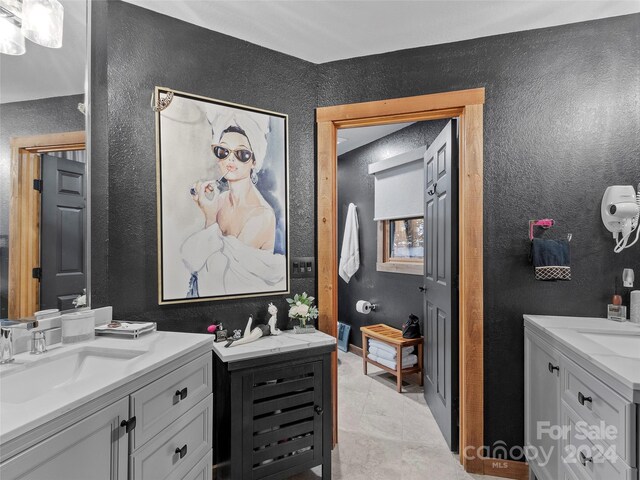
180, 109, 286, 298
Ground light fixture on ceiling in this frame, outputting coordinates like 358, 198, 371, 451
0, 0, 64, 56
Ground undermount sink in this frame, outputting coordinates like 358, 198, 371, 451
579, 330, 640, 359
0, 346, 144, 404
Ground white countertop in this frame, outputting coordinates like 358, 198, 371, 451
0, 331, 211, 445
524, 315, 640, 393
212, 330, 336, 363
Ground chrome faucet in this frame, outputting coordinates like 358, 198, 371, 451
0, 320, 38, 364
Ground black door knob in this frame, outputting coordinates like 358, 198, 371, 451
175, 387, 188, 401
578, 392, 592, 406
314, 405, 324, 415
418, 286, 427, 292
120, 416, 136, 433
579, 451, 592, 466
548, 363, 559, 374
175, 444, 188, 459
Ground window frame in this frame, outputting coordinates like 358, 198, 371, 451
376, 218, 424, 275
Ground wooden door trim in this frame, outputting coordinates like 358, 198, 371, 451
316, 88, 485, 474
8, 131, 86, 319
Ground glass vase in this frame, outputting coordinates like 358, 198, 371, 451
293, 317, 316, 334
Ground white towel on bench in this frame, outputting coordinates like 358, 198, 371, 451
368, 353, 418, 370
369, 345, 414, 361
369, 339, 414, 356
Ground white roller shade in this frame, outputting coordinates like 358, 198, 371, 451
368, 146, 425, 221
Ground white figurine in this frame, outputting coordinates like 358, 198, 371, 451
267, 303, 282, 335
225, 315, 270, 348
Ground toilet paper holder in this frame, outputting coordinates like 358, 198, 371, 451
356, 300, 378, 314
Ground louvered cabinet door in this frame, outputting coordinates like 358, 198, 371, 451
241, 360, 324, 479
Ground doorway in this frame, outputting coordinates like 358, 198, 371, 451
316, 88, 484, 474
8, 131, 87, 319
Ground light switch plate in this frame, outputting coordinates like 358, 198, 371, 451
291, 257, 315, 278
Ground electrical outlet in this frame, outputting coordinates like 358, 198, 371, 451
291, 257, 315, 278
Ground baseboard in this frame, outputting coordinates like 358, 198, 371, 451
347, 344, 362, 356
482, 458, 529, 480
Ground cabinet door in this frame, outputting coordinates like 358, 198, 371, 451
1, 397, 129, 480
241, 360, 324, 479
525, 330, 560, 480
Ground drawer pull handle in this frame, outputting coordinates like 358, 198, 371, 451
578, 392, 592, 406
120, 416, 136, 433
579, 451, 592, 466
548, 363, 559, 374
175, 387, 188, 401
314, 405, 324, 415
175, 444, 188, 459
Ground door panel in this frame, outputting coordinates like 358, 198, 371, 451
423, 120, 459, 451
40, 153, 87, 311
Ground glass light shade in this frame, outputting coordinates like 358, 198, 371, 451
21, 0, 64, 48
0, 17, 25, 55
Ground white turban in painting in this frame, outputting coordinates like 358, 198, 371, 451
206, 107, 270, 172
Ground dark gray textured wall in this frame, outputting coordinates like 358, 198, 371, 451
337, 121, 447, 347
319, 14, 640, 454
91, 1, 317, 333
0, 94, 85, 318
92, 3, 640, 457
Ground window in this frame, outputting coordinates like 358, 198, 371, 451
377, 217, 424, 275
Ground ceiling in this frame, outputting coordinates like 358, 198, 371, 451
337, 122, 414, 156
2, 1, 639, 104
125, 0, 640, 64
0, 0, 86, 104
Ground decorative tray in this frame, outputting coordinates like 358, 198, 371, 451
95, 321, 157, 339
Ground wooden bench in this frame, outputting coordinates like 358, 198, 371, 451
361, 324, 423, 393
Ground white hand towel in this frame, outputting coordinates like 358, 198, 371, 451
369, 339, 414, 356
339, 203, 360, 283
369, 346, 414, 362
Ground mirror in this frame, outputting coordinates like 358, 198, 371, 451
0, 0, 89, 319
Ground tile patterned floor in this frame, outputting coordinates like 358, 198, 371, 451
291, 350, 505, 480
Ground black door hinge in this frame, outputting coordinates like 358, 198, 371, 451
32, 267, 42, 280
33, 179, 43, 192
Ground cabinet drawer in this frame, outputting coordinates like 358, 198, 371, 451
131, 394, 213, 480
182, 450, 213, 480
561, 401, 635, 480
561, 356, 634, 465
131, 352, 212, 450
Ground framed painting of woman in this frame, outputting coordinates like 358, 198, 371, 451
155, 87, 289, 304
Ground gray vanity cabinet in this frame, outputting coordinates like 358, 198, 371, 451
214, 345, 333, 480
525, 318, 639, 480
0, 348, 213, 480
1, 397, 129, 479
525, 329, 561, 480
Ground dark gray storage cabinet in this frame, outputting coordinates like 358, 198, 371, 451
214, 344, 334, 480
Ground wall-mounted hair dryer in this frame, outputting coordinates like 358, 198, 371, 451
601, 184, 640, 253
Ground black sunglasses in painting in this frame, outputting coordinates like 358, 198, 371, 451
211, 144, 254, 163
